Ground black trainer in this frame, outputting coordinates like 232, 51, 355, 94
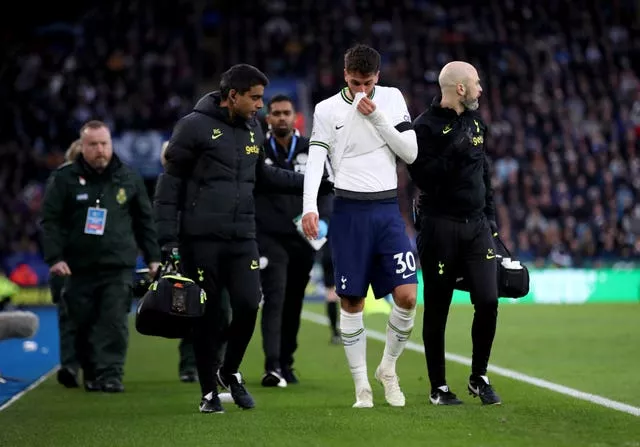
281, 367, 299, 385
429, 385, 463, 405
57, 367, 79, 388
468, 375, 501, 405
220, 371, 255, 409
179, 371, 198, 383
261, 370, 287, 388
199, 393, 224, 414
102, 378, 125, 393
84, 380, 102, 392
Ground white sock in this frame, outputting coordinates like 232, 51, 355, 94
340, 309, 368, 388
379, 303, 416, 374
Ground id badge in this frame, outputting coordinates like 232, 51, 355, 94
84, 206, 108, 236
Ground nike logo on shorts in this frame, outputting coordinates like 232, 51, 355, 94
402, 272, 416, 279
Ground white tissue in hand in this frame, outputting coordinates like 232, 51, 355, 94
353, 91, 367, 106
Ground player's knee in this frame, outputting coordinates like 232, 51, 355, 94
396, 294, 416, 310
393, 286, 417, 310
339, 295, 365, 312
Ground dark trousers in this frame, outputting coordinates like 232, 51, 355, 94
181, 239, 262, 396
178, 338, 196, 374
50, 275, 79, 374
62, 269, 133, 382
179, 289, 231, 375
417, 216, 499, 389
258, 233, 316, 372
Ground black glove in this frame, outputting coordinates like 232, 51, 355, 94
319, 179, 334, 196
488, 220, 498, 237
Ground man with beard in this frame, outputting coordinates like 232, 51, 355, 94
256, 94, 333, 387
408, 61, 501, 406
42, 120, 161, 393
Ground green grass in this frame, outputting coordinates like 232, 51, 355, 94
1, 302, 639, 447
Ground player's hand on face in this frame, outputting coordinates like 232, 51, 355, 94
302, 212, 319, 239
357, 96, 376, 116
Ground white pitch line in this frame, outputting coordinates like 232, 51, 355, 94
301, 310, 640, 417
0, 366, 59, 412
3, 314, 639, 418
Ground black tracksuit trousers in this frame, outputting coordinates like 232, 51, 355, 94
417, 215, 499, 390
180, 239, 261, 396
258, 233, 316, 372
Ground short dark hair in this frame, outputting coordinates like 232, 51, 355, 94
219, 64, 269, 98
344, 44, 381, 75
268, 94, 294, 112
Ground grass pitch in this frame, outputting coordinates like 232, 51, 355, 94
1, 302, 639, 447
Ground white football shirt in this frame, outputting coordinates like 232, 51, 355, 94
309, 85, 411, 193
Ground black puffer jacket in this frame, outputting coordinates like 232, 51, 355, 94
154, 91, 306, 244
408, 96, 495, 223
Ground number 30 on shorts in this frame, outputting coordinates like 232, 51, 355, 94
393, 251, 417, 275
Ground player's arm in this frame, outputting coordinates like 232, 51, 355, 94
301, 145, 328, 239
303, 145, 328, 215
303, 105, 333, 217
364, 89, 417, 164
302, 106, 332, 238
153, 117, 200, 246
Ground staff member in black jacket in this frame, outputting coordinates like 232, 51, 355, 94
154, 64, 330, 414
257, 94, 333, 387
408, 61, 501, 406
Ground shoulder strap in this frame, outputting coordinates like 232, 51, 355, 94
493, 235, 512, 258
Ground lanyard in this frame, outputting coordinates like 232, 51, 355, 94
269, 135, 298, 164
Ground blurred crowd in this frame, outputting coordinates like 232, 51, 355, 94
221, 0, 640, 268
2, 0, 640, 282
